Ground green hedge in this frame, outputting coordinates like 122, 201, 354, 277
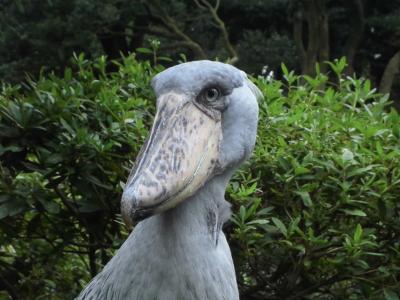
0, 56, 399, 299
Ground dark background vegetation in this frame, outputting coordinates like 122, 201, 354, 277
1, 0, 400, 103
0, 0, 400, 299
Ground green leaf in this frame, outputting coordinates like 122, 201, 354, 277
247, 219, 268, 225
136, 47, 153, 54
60, 118, 75, 135
295, 166, 310, 175
384, 289, 399, 300
0, 145, 23, 155
78, 201, 102, 213
271, 217, 287, 237
354, 224, 362, 242
295, 191, 313, 207
45, 153, 63, 165
257, 206, 274, 215
277, 156, 291, 171
239, 205, 246, 221
39, 199, 60, 214
157, 56, 173, 62
342, 209, 367, 217
0, 200, 25, 218
347, 165, 377, 178
0, 205, 9, 219
86, 175, 113, 190
281, 63, 289, 77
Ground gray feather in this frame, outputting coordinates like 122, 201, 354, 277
77, 60, 261, 300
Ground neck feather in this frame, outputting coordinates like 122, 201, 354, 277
148, 171, 233, 247
77, 170, 239, 300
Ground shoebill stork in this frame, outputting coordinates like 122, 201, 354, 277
77, 60, 262, 300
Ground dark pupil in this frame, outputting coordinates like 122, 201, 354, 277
207, 89, 217, 99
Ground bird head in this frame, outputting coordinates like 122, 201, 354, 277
121, 60, 261, 226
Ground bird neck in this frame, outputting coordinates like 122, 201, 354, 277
75, 171, 238, 300
148, 170, 233, 247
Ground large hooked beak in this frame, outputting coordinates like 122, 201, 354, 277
121, 93, 221, 226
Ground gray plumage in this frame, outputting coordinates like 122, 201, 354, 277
77, 60, 260, 300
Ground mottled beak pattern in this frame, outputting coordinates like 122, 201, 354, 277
121, 93, 221, 225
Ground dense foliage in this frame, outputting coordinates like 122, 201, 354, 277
1, 0, 399, 105
231, 60, 400, 299
1, 56, 399, 299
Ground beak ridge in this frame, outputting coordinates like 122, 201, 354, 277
121, 92, 222, 224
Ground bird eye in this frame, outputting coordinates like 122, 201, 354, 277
205, 88, 220, 102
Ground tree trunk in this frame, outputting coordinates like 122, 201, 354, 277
293, 0, 330, 75
129, 16, 148, 51
293, 10, 307, 72
98, 24, 129, 60
318, 1, 330, 73
379, 50, 400, 94
304, 0, 319, 75
344, 0, 365, 75
379, 50, 400, 111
